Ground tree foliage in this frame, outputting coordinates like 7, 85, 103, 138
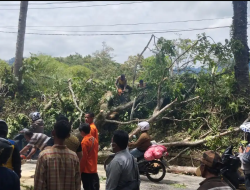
0, 36, 249, 153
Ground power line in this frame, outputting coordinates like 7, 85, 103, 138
0, 15, 236, 28
0, 1, 90, 6
0, 1, 153, 10
0, 25, 237, 36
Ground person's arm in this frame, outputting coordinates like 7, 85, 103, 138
128, 134, 146, 149
81, 141, 89, 169
75, 159, 81, 190
76, 152, 83, 161
76, 144, 83, 161
12, 143, 22, 178
34, 155, 47, 190
26, 147, 37, 159
106, 160, 122, 190
20, 145, 32, 155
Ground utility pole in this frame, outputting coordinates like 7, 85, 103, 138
14, 1, 28, 89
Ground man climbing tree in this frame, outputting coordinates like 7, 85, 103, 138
115, 74, 132, 93
232, 1, 249, 94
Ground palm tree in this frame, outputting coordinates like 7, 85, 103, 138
14, 1, 29, 89
232, 1, 249, 94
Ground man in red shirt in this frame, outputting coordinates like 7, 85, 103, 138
79, 123, 99, 190
85, 112, 99, 143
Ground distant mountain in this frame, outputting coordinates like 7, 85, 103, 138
6, 57, 15, 65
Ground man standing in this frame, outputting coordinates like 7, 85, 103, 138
20, 130, 54, 159
0, 120, 21, 178
85, 112, 99, 143
196, 150, 233, 190
79, 123, 99, 190
34, 120, 81, 190
106, 130, 140, 190
56, 114, 83, 161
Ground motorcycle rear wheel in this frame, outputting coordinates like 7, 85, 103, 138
146, 160, 166, 183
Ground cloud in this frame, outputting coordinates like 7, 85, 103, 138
0, 1, 249, 63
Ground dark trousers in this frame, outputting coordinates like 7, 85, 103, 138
119, 84, 132, 92
245, 173, 250, 190
81, 173, 100, 190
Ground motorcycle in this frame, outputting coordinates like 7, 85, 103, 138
104, 140, 169, 183
221, 145, 245, 190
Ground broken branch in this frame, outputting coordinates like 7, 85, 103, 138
161, 127, 240, 147
168, 147, 190, 163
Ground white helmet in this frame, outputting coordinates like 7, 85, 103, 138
29, 112, 41, 121
138, 121, 150, 132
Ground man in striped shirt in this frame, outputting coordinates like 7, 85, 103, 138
34, 120, 81, 190
19, 131, 53, 159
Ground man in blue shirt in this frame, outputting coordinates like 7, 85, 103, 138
0, 137, 20, 190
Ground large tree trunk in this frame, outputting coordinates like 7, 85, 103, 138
232, 1, 249, 94
14, 1, 28, 88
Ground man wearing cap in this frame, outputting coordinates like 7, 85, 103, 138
128, 121, 151, 159
196, 150, 233, 190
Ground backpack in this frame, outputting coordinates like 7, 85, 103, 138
242, 144, 250, 164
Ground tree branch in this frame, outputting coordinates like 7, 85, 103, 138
161, 127, 240, 147
168, 147, 190, 163
130, 96, 137, 120
105, 119, 145, 125
132, 34, 154, 86
68, 78, 84, 126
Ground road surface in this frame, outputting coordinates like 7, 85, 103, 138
20, 160, 203, 190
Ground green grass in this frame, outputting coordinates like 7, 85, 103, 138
170, 183, 187, 188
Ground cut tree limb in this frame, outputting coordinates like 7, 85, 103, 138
168, 147, 190, 163
132, 34, 154, 86
68, 79, 84, 126
161, 127, 240, 147
105, 119, 145, 125
130, 96, 137, 120
167, 166, 196, 175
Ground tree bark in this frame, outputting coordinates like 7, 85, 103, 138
167, 166, 197, 175
232, 1, 249, 94
14, 1, 28, 88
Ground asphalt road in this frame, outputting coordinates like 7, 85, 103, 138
21, 160, 203, 190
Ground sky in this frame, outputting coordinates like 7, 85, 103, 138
0, 1, 248, 64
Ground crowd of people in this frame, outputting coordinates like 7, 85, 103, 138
0, 107, 250, 190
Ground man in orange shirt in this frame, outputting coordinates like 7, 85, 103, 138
79, 123, 99, 190
85, 112, 99, 143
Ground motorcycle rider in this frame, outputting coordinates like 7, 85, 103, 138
0, 137, 20, 190
128, 121, 151, 159
29, 112, 44, 134
0, 120, 21, 178
238, 132, 250, 190
196, 150, 233, 190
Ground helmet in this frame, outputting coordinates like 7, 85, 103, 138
0, 120, 8, 135
29, 112, 41, 121
0, 137, 13, 164
138, 121, 150, 132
